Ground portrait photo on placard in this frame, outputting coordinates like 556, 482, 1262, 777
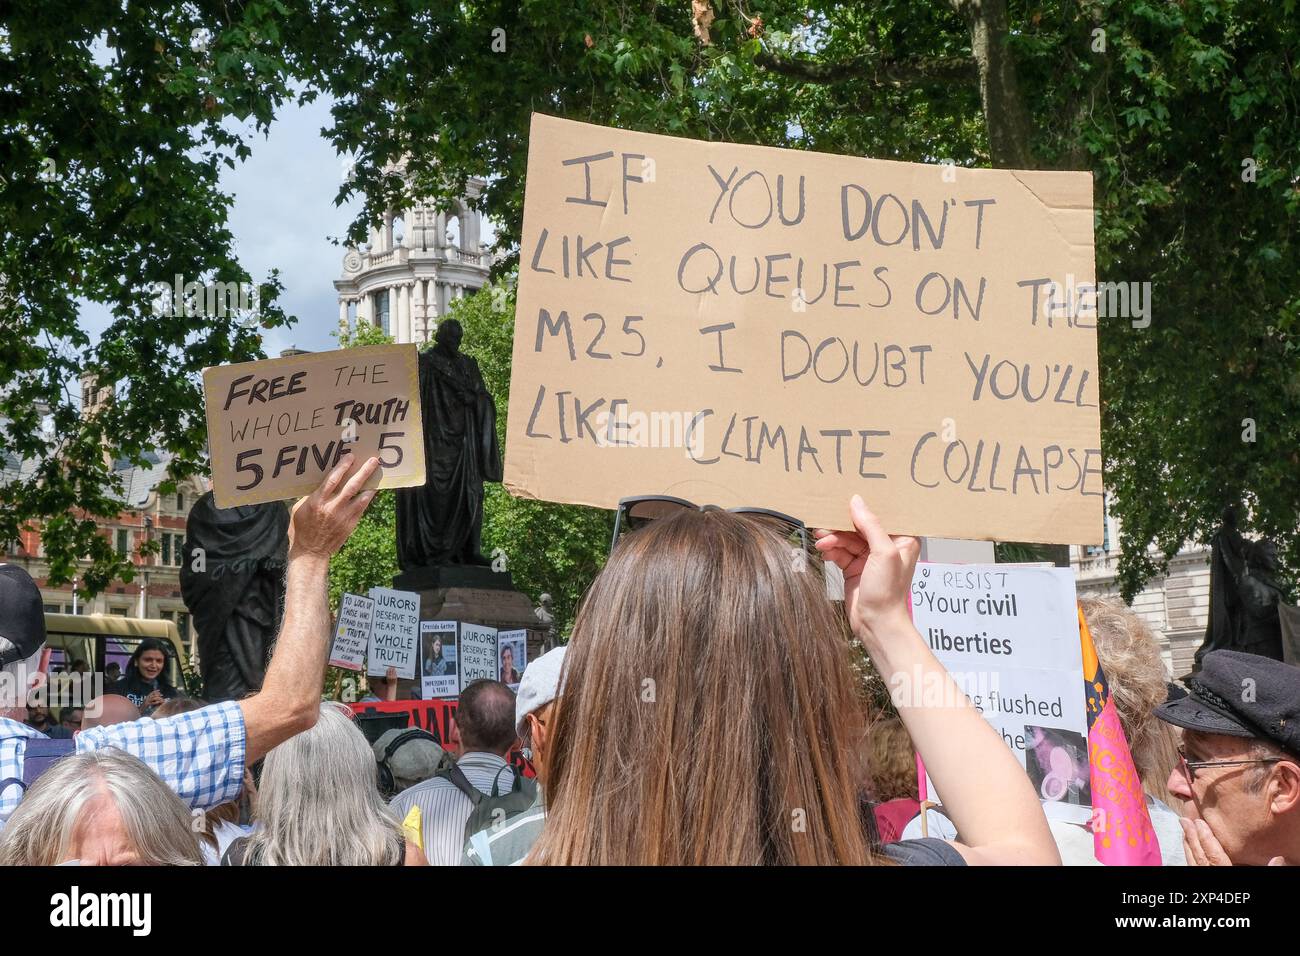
1023, 725, 1091, 806
419, 620, 459, 699
497, 629, 527, 690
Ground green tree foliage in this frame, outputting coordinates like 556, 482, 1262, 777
300, 0, 799, 260
0, 2, 298, 592
453, 276, 613, 638
7, 1, 1298, 604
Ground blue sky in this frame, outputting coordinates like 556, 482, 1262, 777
78, 94, 364, 357
221, 94, 364, 355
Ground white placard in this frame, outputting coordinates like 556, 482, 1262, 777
908, 563, 1088, 816
458, 623, 499, 691
420, 620, 459, 700
329, 593, 374, 671
366, 587, 421, 680
497, 629, 528, 691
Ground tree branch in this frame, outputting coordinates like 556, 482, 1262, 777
754, 50, 979, 88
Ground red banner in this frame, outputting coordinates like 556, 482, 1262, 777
348, 698, 535, 778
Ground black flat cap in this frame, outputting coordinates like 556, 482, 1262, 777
0, 564, 47, 668
1157, 650, 1300, 758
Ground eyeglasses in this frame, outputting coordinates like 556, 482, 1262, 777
1177, 744, 1285, 784
610, 495, 810, 558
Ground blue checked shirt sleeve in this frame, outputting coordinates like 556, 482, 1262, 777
74, 700, 247, 811
1, 719, 46, 825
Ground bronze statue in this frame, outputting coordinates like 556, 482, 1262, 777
179, 494, 289, 702
1195, 509, 1285, 667
396, 319, 502, 569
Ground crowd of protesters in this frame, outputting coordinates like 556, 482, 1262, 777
1, 456, 1297, 866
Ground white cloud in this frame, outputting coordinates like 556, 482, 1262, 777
78, 93, 362, 357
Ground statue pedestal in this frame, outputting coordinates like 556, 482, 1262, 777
412, 585, 539, 632
393, 564, 517, 592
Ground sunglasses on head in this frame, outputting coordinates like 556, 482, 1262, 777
610, 495, 810, 558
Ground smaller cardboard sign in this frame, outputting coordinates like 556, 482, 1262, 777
497, 629, 528, 691
329, 592, 374, 670
420, 620, 459, 700
202, 343, 426, 508
366, 587, 421, 680
458, 623, 499, 691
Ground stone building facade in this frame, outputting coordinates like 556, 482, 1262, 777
333, 164, 492, 344
2, 450, 208, 654
1069, 501, 1211, 679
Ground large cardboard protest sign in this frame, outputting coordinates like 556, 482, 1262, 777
203, 344, 425, 509
909, 563, 1088, 813
505, 114, 1102, 544
366, 587, 421, 680
458, 623, 499, 691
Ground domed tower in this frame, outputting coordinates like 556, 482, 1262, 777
333, 160, 491, 344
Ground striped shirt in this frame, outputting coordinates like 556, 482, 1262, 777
0, 700, 247, 827
462, 790, 546, 866
389, 751, 514, 866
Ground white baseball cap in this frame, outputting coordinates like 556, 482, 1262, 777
514, 645, 567, 736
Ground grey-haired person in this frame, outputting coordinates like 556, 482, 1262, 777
0, 748, 205, 865
222, 704, 427, 866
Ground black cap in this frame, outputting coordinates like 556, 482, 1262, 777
0, 564, 47, 668
1156, 650, 1300, 758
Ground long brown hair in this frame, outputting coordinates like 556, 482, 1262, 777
529, 509, 877, 865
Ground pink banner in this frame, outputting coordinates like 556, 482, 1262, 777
1088, 698, 1161, 864
1079, 606, 1161, 865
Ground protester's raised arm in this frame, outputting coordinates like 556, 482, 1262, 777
816, 496, 1060, 866
240, 456, 379, 764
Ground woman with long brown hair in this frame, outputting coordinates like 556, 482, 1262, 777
528, 495, 1059, 865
